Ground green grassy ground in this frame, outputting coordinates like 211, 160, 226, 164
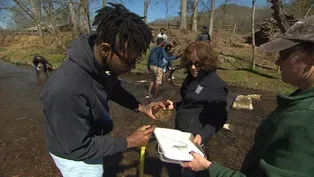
1, 48, 66, 68
132, 50, 295, 94
0, 37, 295, 94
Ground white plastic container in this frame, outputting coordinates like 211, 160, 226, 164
153, 127, 206, 164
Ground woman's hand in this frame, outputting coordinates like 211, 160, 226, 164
138, 102, 166, 120
167, 100, 174, 110
181, 151, 211, 172
193, 134, 202, 145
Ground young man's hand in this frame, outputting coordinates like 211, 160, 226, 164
167, 100, 174, 110
126, 125, 155, 148
138, 102, 166, 120
193, 134, 202, 145
181, 151, 211, 172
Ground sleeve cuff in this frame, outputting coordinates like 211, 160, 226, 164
208, 163, 224, 176
174, 101, 181, 110
114, 137, 128, 154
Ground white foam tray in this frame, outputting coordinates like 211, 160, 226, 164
153, 127, 206, 164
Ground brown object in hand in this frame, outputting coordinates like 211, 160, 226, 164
152, 101, 172, 122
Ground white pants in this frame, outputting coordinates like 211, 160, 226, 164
49, 152, 103, 177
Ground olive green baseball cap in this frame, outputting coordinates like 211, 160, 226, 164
260, 15, 314, 52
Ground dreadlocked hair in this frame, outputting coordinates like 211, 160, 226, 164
92, 3, 153, 60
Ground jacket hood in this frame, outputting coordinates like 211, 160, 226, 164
66, 34, 100, 75
277, 87, 314, 108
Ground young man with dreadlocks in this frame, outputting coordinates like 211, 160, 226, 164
40, 3, 165, 176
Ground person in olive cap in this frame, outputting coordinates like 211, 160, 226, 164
181, 15, 314, 177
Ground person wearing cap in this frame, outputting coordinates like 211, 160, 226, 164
180, 15, 314, 177
196, 26, 212, 45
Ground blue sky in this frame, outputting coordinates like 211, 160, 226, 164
93, 0, 269, 22
1, 0, 269, 28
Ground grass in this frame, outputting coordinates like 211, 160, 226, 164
1, 48, 66, 68
133, 51, 295, 94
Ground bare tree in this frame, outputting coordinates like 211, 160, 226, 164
191, 0, 199, 32
179, 0, 187, 30
103, 0, 106, 7
68, 0, 79, 34
209, 0, 215, 37
144, 0, 151, 23
29, 0, 43, 37
251, 0, 256, 70
304, 4, 314, 17
162, 0, 170, 21
286, 0, 314, 18
268, 0, 289, 33
42, 0, 59, 34
80, 0, 91, 33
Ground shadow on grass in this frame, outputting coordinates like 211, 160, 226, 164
239, 68, 279, 80
217, 54, 279, 80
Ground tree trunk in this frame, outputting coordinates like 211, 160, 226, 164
144, 0, 148, 23
268, 0, 289, 33
81, 0, 91, 33
47, 0, 58, 34
251, 0, 256, 70
102, 0, 106, 7
209, 0, 215, 37
68, 0, 79, 34
164, 0, 169, 22
30, 0, 43, 37
233, 21, 237, 34
305, 4, 314, 18
179, 0, 187, 30
191, 0, 199, 32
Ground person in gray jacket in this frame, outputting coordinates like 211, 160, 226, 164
196, 26, 212, 45
40, 3, 165, 177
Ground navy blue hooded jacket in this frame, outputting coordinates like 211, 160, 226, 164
175, 70, 228, 144
40, 34, 140, 161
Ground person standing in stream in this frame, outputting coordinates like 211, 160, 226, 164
32, 54, 55, 72
39, 3, 165, 177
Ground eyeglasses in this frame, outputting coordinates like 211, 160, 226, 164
112, 48, 140, 67
186, 61, 202, 67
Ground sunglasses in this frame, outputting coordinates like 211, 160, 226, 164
112, 48, 140, 67
186, 61, 202, 67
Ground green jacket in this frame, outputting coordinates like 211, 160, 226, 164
206, 88, 314, 177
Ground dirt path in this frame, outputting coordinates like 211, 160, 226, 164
0, 60, 277, 177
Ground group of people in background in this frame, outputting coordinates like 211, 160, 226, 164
35, 2, 314, 177
146, 26, 212, 99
